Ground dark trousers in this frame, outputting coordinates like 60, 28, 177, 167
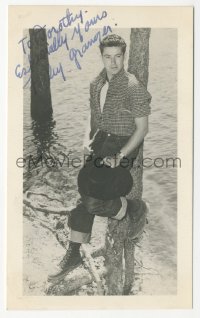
68, 130, 140, 243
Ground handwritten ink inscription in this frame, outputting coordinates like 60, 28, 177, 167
15, 8, 113, 87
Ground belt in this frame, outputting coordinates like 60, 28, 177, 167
95, 130, 131, 140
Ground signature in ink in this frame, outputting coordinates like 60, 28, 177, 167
69, 25, 112, 69
48, 31, 69, 55
71, 10, 108, 43
15, 60, 66, 88
49, 62, 66, 81
15, 8, 113, 84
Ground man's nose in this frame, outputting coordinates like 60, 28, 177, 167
111, 58, 116, 66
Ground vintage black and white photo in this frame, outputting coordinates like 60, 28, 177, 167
7, 5, 193, 309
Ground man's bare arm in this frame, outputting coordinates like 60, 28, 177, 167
83, 113, 99, 154
102, 116, 149, 168
120, 116, 149, 157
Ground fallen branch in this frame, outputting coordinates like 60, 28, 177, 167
26, 190, 64, 204
81, 244, 104, 295
23, 191, 69, 215
46, 257, 106, 295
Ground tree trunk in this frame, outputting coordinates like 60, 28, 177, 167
128, 28, 151, 88
29, 28, 53, 120
105, 28, 151, 295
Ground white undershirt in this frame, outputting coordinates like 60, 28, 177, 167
83, 81, 109, 148
100, 81, 109, 113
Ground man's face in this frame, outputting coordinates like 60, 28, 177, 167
102, 46, 125, 79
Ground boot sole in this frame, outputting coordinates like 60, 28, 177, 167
47, 259, 83, 283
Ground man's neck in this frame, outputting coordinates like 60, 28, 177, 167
106, 73, 113, 82
105, 67, 125, 82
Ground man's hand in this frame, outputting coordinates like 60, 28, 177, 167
83, 143, 93, 156
102, 154, 121, 168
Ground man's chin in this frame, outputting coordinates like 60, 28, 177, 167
111, 68, 119, 74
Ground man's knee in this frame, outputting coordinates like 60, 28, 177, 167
81, 195, 104, 215
81, 195, 122, 217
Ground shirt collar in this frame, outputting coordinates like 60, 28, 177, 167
99, 67, 126, 84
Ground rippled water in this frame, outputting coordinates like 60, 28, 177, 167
23, 28, 177, 294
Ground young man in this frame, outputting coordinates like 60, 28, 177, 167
48, 34, 151, 282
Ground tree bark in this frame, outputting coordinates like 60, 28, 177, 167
128, 28, 151, 88
105, 28, 151, 295
29, 28, 53, 120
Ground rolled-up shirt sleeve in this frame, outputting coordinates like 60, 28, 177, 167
128, 83, 152, 118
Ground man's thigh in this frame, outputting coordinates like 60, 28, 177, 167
81, 194, 122, 218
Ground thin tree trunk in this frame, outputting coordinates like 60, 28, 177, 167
29, 28, 52, 120
128, 28, 151, 88
105, 28, 151, 295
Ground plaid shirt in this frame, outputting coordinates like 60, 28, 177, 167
90, 67, 151, 137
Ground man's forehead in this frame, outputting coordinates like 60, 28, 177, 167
102, 46, 123, 55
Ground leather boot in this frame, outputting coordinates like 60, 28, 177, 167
47, 242, 82, 282
127, 199, 149, 239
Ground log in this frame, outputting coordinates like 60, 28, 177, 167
105, 28, 151, 295
29, 28, 52, 120
46, 257, 106, 295
81, 244, 104, 295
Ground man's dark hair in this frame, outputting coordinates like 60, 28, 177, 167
99, 34, 127, 55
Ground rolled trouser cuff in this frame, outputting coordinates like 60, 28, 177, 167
69, 229, 91, 243
112, 197, 127, 220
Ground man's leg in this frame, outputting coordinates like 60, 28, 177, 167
47, 202, 95, 282
47, 196, 128, 282
81, 195, 128, 220
67, 202, 95, 244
